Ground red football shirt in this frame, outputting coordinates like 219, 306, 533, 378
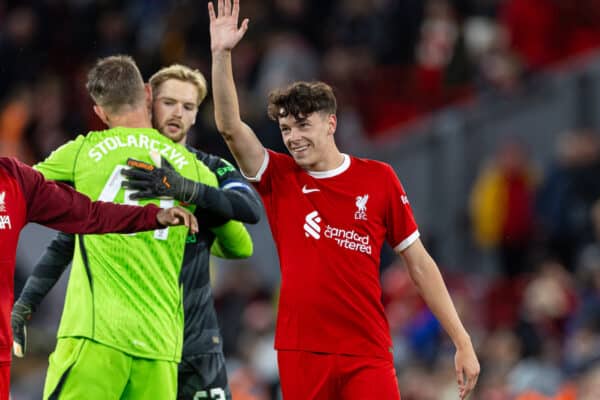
0, 157, 161, 365
251, 150, 419, 360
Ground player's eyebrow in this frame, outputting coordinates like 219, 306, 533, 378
157, 95, 195, 106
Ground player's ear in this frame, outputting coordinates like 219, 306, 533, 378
328, 114, 337, 136
144, 84, 153, 110
93, 105, 110, 126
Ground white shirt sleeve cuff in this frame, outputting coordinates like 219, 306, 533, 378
393, 230, 420, 252
241, 149, 269, 182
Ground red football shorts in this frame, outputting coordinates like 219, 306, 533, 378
0, 362, 9, 400
277, 350, 401, 400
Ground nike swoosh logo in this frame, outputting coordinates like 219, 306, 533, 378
302, 185, 320, 194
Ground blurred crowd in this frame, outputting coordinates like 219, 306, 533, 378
458, 129, 600, 400
5, 0, 600, 399
3, 0, 600, 163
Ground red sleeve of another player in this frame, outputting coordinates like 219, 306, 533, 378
11, 158, 160, 233
384, 164, 419, 252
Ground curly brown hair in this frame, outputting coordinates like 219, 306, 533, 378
267, 81, 337, 121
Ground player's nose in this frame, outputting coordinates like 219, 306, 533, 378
173, 103, 183, 117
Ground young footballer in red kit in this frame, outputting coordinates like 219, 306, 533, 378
0, 157, 196, 400
208, 0, 480, 398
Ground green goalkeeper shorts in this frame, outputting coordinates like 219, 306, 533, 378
43, 337, 177, 399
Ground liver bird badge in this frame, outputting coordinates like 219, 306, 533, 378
355, 194, 369, 220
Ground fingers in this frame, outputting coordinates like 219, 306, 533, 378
212, 0, 236, 19
189, 212, 199, 234
161, 208, 198, 234
232, 0, 240, 20
208, 2, 216, 21
463, 369, 479, 399
173, 207, 199, 233
157, 208, 178, 227
239, 18, 249, 36
126, 158, 155, 171
456, 366, 467, 399
128, 190, 155, 200
12, 325, 26, 358
121, 168, 152, 180
122, 179, 151, 190
456, 366, 464, 388
457, 367, 479, 399
13, 338, 24, 358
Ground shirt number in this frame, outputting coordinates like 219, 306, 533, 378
99, 165, 174, 240
193, 388, 226, 400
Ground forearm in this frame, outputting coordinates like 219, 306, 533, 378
407, 255, 471, 349
36, 179, 160, 234
211, 50, 265, 176
18, 233, 75, 309
212, 50, 242, 135
194, 186, 261, 223
85, 201, 161, 233
210, 220, 253, 259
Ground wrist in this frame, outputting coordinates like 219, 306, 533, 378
178, 179, 204, 205
212, 48, 232, 58
454, 334, 473, 351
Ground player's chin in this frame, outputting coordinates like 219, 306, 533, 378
162, 129, 184, 143
292, 154, 314, 169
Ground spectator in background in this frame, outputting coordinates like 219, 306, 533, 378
0, 87, 32, 161
415, 0, 460, 104
463, 17, 523, 96
0, 6, 41, 97
536, 130, 600, 268
24, 75, 79, 162
499, 0, 562, 70
470, 138, 538, 277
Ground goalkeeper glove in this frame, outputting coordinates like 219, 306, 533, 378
121, 158, 207, 203
11, 301, 33, 357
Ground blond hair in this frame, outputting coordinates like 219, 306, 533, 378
149, 64, 208, 106
86, 55, 146, 114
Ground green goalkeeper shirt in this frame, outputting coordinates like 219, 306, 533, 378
35, 126, 217, 362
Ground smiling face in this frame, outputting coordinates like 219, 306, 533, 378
152, 79, 199, 144
278, 111, 337, 170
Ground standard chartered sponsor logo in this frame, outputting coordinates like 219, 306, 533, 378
303, 211, 372, 254
303, 211, 321, 239
324, 225, 372, 254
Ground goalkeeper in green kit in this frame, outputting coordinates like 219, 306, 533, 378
14, 56, 254, 399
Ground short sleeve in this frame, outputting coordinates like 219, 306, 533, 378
384, 164, 419, 252
34, 135, 86, 181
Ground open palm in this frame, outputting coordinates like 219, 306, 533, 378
208, 0, 249, 52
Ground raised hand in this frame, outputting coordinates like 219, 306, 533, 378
208, 0, 249, 52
